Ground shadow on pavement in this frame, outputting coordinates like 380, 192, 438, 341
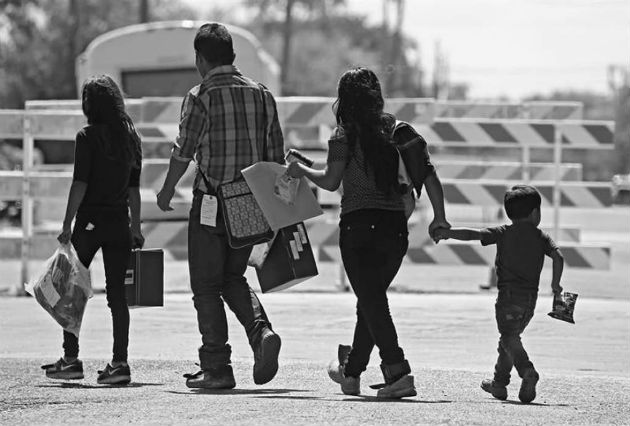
37, 382, 163, 389
500, 399, 571, 407
344, 396, 452, 404
165, 388, 310, 396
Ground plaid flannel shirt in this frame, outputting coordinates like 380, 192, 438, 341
172, 65, 285, 192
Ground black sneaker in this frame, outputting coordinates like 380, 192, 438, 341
253, 328, 281, 385
519, 369, 539, 403
184, 365, 236, 389
97, 363, 131, 385
481, 379, 508, 400
41, 358, 84, 380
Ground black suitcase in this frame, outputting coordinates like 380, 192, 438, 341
124, 249, 164, 307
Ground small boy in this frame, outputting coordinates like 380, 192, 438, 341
435, 185, 564, 403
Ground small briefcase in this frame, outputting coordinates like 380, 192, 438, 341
255, 222, 318, 293
125, 249, 164, 307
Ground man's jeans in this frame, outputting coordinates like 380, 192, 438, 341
493, 289, 537, 386
188, 192, 271, 370
339, 209, 409, 377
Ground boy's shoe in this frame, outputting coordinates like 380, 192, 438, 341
41, 358, 84, 380
253, 328, 281, 385
97, 363, 131, 385
481, 379, 508, 400
375, 374, 417, 399
185, 365, 236, 389
519, 369, 539, 403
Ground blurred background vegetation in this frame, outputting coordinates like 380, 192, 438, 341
1, 0, 625, 121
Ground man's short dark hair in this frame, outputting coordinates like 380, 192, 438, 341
194, 23, 235, 65
504, 185, 542, 220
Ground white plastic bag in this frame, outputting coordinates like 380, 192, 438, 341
25, 244, 92, 337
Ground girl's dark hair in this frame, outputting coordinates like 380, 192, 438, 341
81, 75, 142, 168
333, 67, 398, 194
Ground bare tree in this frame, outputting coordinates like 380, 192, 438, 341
140, 0, 150, 23
280, 0, 295, 95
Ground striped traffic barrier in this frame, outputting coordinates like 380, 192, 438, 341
434, 101, 583, 120
416, 119, 614, 148
315, 180, 613, 209
318, 241, 610, 270
441, 180, 613, 208
435, 161, 582, 181
0, 171, 191, 222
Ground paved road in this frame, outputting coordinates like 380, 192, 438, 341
1, 293, 628, 424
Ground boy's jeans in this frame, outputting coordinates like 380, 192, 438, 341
188, 192, 271, 370
493, 289, 537, 386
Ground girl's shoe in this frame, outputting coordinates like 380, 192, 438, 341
97, 363, 131, 385
41, 358, 84, 380
327, 344, 352, 383
327, 344, 360, 395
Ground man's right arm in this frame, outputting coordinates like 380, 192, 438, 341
157, 92, 205, 211
266, 94, 285, 164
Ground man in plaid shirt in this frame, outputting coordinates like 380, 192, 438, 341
157, 23, 284, 390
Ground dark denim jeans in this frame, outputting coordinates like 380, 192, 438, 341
63, 211, 131, 362
188, 192, 271, 370
339, 209, 409, 377
493, 288, 538, 386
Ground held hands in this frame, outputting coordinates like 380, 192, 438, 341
157, 186, 175, 211
287, 161, 306, 179
428, 218, 451, 244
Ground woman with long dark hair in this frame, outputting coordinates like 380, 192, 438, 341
288, 67, 449, 398
42, 75, 144, 385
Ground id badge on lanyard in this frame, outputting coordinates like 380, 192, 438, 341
200, 194, 218, 227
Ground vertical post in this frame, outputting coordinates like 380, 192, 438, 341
552, 123, 562, 241
19, 112, 34, 294
521, 145, 531, 183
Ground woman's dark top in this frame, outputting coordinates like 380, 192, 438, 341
73, 125, 141, 214
327, 116, 435, 217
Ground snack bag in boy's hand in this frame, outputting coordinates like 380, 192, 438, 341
548, 292, 578, 324
25, 244, 92, 337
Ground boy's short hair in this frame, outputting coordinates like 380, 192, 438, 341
194, 23, 235, 65
504, 185, 542, 220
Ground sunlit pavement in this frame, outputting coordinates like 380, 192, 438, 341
1, 292, 628, 424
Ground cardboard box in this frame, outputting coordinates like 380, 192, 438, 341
125, 249, 164, 307
255, 223, 318, 293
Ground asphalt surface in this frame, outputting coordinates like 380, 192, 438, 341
1, 292, 629, 425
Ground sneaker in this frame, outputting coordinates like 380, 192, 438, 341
481, 379, 508, 400
41, 358, 84, 380
184, 365, 236, 389
519, 369, 539, 404
327, 361, 361, 395
376, 374, 417, 399
253, 328, 281, 385
97, 363, 131, 385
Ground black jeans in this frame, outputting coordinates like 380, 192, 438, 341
339, 209, 409, 378
493, 288, 538, 386
188, 192, 271, 370
63, 211, 131, 362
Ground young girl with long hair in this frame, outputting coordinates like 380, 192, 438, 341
288, 67, 449, 398
42, 75, 143, 385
